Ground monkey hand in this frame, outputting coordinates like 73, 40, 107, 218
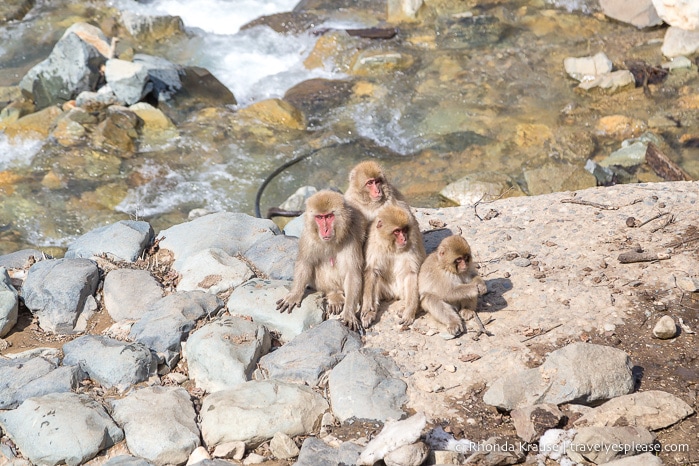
276, 293, 301, 314
476, 281, 488, 296
325, 292, 345, 315
341, 311, 361, 332
446, 317, 466, 336
360, 306, 377, 328
398, 308, 417, 326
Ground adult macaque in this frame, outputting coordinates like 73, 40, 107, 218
276, 190, 364, 331
345, 160, 406, 222
418, 235, 489, 338
361, 204, 426, 328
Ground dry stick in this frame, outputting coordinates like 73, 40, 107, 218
560, 199, 619, 210
520, 323, 562, 343
665, 234, 699, 249
617, 250, 671, 263
645, 142, 692, 181
650, 214, 675, 234
637, 211, 671, 228
473, 186, 515, 221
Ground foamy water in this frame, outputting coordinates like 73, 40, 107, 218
0, 134, 44, 170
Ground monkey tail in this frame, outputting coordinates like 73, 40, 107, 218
254, 142, 341, 218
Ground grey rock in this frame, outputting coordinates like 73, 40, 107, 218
599, 0, 662, 28
62, 335, 157, 391
158, 212, 280, 271
75, 86, 120, 107
259, 319, 362, 386
65, 220, 153, 262
600, 141, 648, 168
653, 315, 678, 339
200, 379, 328, 448
652, 0, 699, 29
103, 268, 163, 322
121, 11, 185, 43
564, 52, 613, 81
269, 432, 300, 460
513, 257, 531, 267
328, 348, 408, 422
569, 426, 656, 464
0, 267, 18, 337
0, 249, 43, 269
439, 171, 523, 206
463, 436, 525, 465
279, 186, 317, 211
283, 215, 304, 237
212, 441, 245, 460
0, 392, 124, 466
133, 54, 182, 101
295, 437, 363, 466
483, 343, 635, 410
111, 386, 200, 466
176, 248, 253, 294
0, 356, 85, 409
105, 59, 152, 106
227, 279, 324, 342
574, 390, 694, 431
662, 26, 699, 57
676, 275, 699, 292
130, 291, 223, 367
19, 22, 110, 109
599, 452, 664, 465
511, 403, 564, 443
184, 316, 271, 392
104, 455, 154, 466
243, 235, 298, 280
22, 258, 100, 334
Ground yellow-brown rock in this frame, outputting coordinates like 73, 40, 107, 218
237, 99, 306, 131
0, 98, 36, 130
3, 105, 63, 140
304, 31, 356, 72
0, 170, 22, 196
350, 50, 414, 76
514, 123, 554, 148
595, 115, 647, 139
41, 170, 66, 190
129, 102, 178, 146
51, 116, 86, 147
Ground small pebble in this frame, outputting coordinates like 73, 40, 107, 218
653, 315, 677, 339
444, 364, 456, 373
513, 257, 531, 267
439, 332, 456, 340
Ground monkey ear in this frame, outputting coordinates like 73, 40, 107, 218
376, 220, 383, 229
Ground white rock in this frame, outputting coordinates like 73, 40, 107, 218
661, 55, 693, 69
676, 275, 699, 292
243, 453, 267, 464
185, 446, 210, 466
212, 441, 246, 460
357, 412, 427, 465
653, 315, 677, 339
652, 0, 699, 30
269, 432, 300, 459
600, 0, 663, 29
661, 26, 699, 57
176, 248, 253, 294
564, 52, 613, 81
383, 441, 429, 466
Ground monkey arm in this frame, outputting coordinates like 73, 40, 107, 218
420, 291, 465, 336
360, 267, 380, 327
341, 266, 362, 331
399, 271, 420, 325
442, 277, 486, 304
276, 260, 313, 314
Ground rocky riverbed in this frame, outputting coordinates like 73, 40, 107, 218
0, 181, 697, 466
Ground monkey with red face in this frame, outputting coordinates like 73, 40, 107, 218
361, 204, 426, 328
276, 190, 364, 331
345, 160, 406, 223
418, 235, 489, 337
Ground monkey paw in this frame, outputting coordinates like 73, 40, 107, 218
276, 295, 301, 314
476, 282, 488, 296
325, 292, 344, 315
342, 312, 361, 332
360, 308, 376, 328
446, 317, 466, 336
398, 311, 416, 326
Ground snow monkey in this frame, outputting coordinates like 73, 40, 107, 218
276, 190, 364, 331
345, 160, 407, 223
418, 235, 489, 337
361, 204, 426, 328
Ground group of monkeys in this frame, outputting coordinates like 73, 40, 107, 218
276, 160, 488, 337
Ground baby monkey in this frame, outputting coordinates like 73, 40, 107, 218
418, 235, 489, 338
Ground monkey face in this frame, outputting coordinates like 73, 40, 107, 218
314, 213, 335, 241
392, 227, 408, 248
365, 177, 384, 201
454, 254, 471, 273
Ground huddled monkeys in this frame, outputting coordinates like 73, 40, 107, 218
277, 160, 489, 337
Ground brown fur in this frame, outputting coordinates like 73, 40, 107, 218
276, 190, 365, 331
344, 160, 406, 223
418, 235, 487, 336
361, 204, 426, 328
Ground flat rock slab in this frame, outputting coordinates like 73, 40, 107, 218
158, 212, 280, 270
511, 403, 564, 443
0, 267, 18, 337
0, 249, 44, 269
200, 379, 328, 449
227, 279, 324, 342
295, 437, 363, 466
103, 268, 163, 322
22, 258, 99, 334
259, 319, 362, 386
242, 235, 297, 280
129, 291, 223, 367
103, 455, 154, 466
483, 342, 635, 411
62, 335, 157, 391
0, 392, 124, 466
176, 248, 253, 294
574, 390, 695, 431
184, 316, 271, 392
569, 426, 656, 464
329, 348, 408, 422
64, 220, 153, 262
0, 356, 85, 409
110, 386, 200, 466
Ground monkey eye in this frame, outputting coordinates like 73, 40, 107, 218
315, 213, 334, 221
366, 179, 376, 186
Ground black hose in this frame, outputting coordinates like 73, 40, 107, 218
254, 143, 340, 218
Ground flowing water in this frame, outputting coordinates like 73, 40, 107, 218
0, 0, 697, 254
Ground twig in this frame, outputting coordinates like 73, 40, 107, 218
618, 250, 671, 263
650, 214, 675, 233
521, 323, 562, 342
473, 186, 514, 221
560, 199, 618, 210
664, 234, 699, 249
637, 211, 671, 228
